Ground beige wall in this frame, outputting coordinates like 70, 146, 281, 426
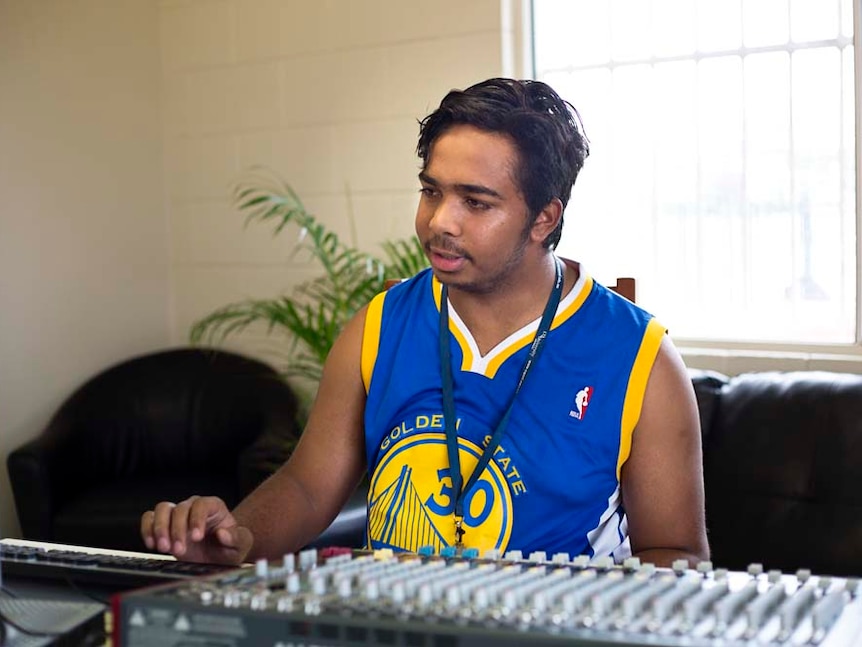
162, 0, 510, 362
0, 1, 172, 537
0, 0, 517, 538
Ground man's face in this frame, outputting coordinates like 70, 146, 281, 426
415, 124, 534, 294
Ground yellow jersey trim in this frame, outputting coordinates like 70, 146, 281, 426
432, 276, 475, 370
362, 292, 387, 393
617, 318, 667, 479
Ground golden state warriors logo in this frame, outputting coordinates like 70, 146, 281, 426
368, 433, 513, 553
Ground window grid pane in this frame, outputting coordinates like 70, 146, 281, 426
533, 0, 856, 344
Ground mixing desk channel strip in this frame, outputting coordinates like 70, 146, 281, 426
114, 547, 862, 647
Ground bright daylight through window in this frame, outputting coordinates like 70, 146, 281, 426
532, 0, 856, 344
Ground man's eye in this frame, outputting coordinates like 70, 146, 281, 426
419, 187, 438, 198
465, 198, 490, 210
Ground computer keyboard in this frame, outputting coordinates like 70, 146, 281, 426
0, 596, 106, 647
0, 539, 240, 591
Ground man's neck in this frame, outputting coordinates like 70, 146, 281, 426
446, 255, 576, 355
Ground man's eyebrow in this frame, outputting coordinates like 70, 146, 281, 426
418, 172, 503, 199
418, 171, 438, 186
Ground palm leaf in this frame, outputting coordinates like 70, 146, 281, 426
190, 168, 429, 395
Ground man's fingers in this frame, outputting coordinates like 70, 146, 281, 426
141, 496, 246, 563
140, 510, 155, 550
150, 501, 179, 554
186, 496, 228, 543
213, 525, 254, 564
235, 526, 254, 558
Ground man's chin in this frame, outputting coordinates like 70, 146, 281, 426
433, 271, 490, 295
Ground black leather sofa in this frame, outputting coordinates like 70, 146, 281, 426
9, 359, 862, 576
692, 369, 862, 578
314, 369, 862, 578
6, 348, 303, 552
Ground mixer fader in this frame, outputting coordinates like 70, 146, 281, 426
113, 547, 862, 646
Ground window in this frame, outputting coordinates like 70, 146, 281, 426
532, 0, 856, 345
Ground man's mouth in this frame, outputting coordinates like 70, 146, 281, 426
426, 245, 467, 273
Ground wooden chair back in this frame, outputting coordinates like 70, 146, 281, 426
609, 277, 636, 302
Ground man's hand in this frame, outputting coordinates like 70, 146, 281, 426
141, 495, 253, 565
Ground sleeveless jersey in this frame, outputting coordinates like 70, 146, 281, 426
360, 261, 666, 560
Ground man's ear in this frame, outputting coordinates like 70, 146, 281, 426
530, 198, 563, 243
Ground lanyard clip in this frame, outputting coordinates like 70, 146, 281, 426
454, 516, 466, 548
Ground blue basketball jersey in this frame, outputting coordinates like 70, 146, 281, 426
360, 260, 666, 559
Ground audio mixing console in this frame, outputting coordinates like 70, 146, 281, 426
113, 547, 862, 646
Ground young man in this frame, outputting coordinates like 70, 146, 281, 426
141, 78, 709, 567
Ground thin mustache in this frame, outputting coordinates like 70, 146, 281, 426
425, 237, 468, 258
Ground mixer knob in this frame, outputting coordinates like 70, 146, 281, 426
440, 546, 458, 558
337, 578, 352, 599
445, 586, 462, 608
299, 548, 318, 570
531, 590, 549, 612
623, 557, 641, 571
504, 550, 524, 562
528, 551, 547, 563
282, 553, 296, 573
310, 574, 327, 596
672, 559, 690, 574
552, 552, 571, 564
483, 548, 502, 560
472, 587, 490, 610
572, 555, 590, 568
275, 595, 295, 613
250, 591, 269, 610
255, 558, 268, 578
391, 581, 407, 605
286, 572, 301, 595
695, 560, 713, 574
364, 579, 380, 600
462, 547, 480, 559
747, 563, 764, 577
767, 569, 782, 584
592, 556, 614, 570
417, 583, 434, 608
418, 545, 435, 556
795, 568, 812, 583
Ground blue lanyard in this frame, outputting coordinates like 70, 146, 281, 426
439, 257, 564, 547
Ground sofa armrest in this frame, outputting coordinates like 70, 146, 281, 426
7, 436, 59, 540
304, 485, 368, 549
688, 368, 729, 446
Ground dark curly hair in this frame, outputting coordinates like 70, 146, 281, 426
416, 78, 589, 249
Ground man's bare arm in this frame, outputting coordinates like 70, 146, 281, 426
142, 304, 369, 563
230, 304, 370, 560
622, 335, 710, 567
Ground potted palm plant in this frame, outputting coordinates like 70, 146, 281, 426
190, 168, 428, 402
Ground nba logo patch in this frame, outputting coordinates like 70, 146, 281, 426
569, 386, 593, 420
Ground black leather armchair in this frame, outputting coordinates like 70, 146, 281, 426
692, 369, 862, 577
6, 347, 303, 552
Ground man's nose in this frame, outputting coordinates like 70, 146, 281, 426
428, 196, 461, 235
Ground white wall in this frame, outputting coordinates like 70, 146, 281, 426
0, 0, 171, 537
